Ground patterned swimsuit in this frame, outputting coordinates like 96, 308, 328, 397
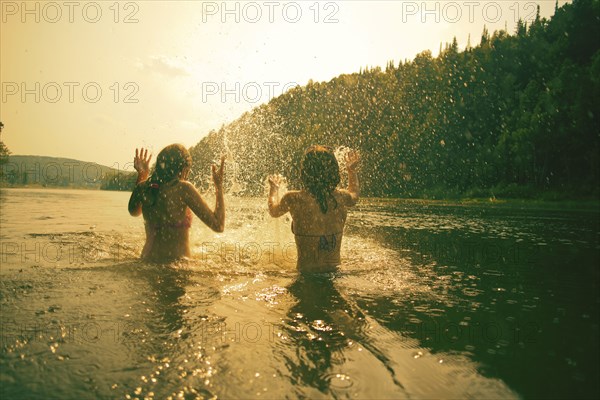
291, 221, 341, 252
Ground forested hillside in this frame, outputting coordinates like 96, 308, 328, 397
190, 0, 599, 199
0, 155, 135, 190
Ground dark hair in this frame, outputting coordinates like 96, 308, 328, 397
147, 144, 192, 205
300, 145, 340, 213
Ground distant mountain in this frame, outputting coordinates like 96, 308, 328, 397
0, 155, 135, 190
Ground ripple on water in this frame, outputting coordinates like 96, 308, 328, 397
322, 372, 353, 389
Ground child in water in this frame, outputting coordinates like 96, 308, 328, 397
128, 144, 225, 261
268, 146, 360, 272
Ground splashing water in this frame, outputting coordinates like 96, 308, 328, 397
334, 145, 353, 188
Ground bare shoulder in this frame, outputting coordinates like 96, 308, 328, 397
336, 189, 359, 207
282, 190, 302, 200
280, 190, 303, 208
178, 180, 195, 191
177, 180, 199, 195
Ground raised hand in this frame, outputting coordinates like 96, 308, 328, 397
268, 174, 281, 191
212, 156, 226, 188
134, 148, 152, 177
345, 150, 360, 172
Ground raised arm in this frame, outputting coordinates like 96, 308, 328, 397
128, 148, 152, 216
341, 150, 360, 206
128, 185, 143, 216
184, 157, 225, 232
268, 175, 292, 217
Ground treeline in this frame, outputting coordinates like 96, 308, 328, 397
190, 0, 599, 199
0, 121, 8, 175
99, 172, 136, 191
0, 155, 136, 191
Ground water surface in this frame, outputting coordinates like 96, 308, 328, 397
1, 188, 598, 399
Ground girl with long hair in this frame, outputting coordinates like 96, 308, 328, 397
128, 144, 225, 261
268, 145, 360, 272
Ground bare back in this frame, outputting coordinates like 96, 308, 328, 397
268, 148, 360, 272
278, 189, 356, 272
129, 179, 223, 261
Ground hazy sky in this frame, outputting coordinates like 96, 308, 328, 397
1, 0, 567, 169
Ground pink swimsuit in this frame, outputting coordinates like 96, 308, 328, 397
141, 210, 192, 259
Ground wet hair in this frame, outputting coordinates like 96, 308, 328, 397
146, 144, 192, 206
300, 145, 340, 213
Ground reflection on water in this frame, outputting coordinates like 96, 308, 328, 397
280, 274, 407, 398
0, 189, 598, 399
283, 275, 366, 395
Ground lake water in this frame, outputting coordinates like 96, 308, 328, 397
0, 188, 598, 399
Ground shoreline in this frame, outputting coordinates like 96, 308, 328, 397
2, 185, 598, 210
357, 196, 600, 212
